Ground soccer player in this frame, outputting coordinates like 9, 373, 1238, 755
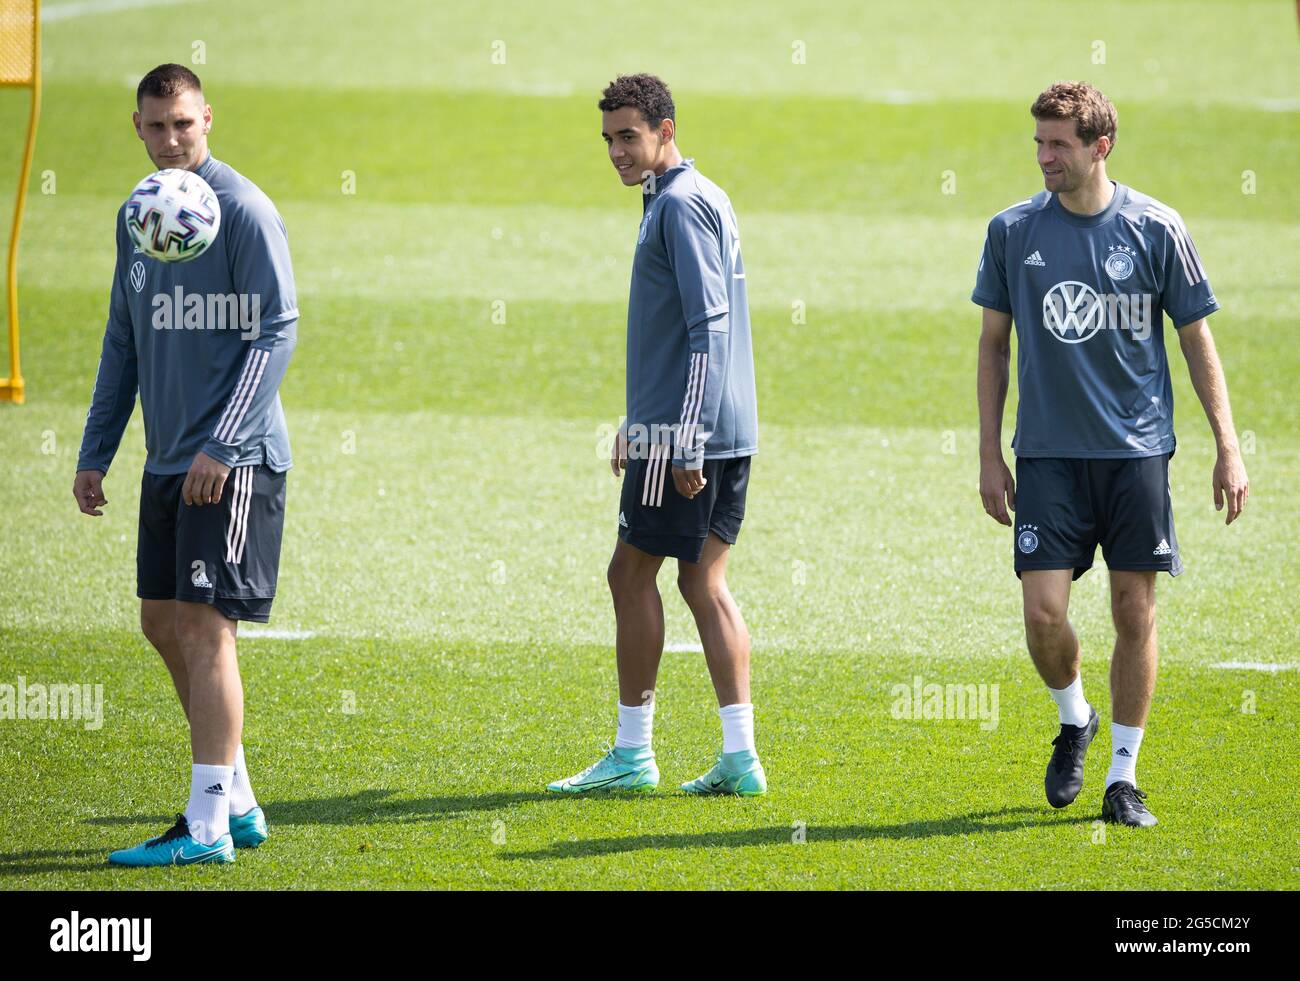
547, 74, 764, 795
74, 64, 297, 864
974, 82, 1249, 827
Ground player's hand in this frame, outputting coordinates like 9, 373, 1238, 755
610, 427, 628, 477
672, 465, 707, 500
182, 451, 232, 507
979, 456, 1016, 526
1213, 446, 1249, 525
73, 469, 107, 516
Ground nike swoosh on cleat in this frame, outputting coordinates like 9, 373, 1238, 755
568, 771, 642, 791
177, 845, 230, 864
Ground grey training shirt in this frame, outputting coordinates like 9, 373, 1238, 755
972, 182, 1218, 458
624, 158, 758, 468
78, 154, 298, 476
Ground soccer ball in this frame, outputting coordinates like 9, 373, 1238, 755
125, 168, 221, 263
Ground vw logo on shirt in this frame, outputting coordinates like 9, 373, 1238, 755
1042, 280, 1105, 344
130, 260, 146, 293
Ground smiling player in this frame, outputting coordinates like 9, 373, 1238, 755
547, 74, 763, 796
974, 82, 1248, 827
75, 64, 297, 864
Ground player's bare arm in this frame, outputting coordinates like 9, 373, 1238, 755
977, 306, 1015, 525
1178, 317, 1249, 524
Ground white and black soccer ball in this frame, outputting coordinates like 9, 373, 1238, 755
125, 168, 221, 263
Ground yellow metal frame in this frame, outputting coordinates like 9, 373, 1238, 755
1, 0, 40, 404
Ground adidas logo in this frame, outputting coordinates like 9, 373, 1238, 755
204, 782, 225, 795
190, 560, 213, 589
1024, 250, 1046, 266
1115, 748, 1132, 758
1153, 539, 1172, 556
618, 511, 629, 528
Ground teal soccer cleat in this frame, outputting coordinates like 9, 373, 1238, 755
229, 806, 269, 848
546, 746, 659, 794
107, 814, 235, 866
680, 750, 768, 796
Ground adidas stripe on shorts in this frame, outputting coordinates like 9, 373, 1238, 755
617, 447, 751, 563
137, 463, 287, 622
1013, 453, 1181, 581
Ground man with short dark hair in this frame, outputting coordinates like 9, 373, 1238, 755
547, 74, 765, 796
974, 81, 1248, 827
75, 63, 297, 864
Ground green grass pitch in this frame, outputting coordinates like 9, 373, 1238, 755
0, 0, 1296, 889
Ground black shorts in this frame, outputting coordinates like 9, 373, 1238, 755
137, 463, 287, 622
618, 449, 751, 563
1013, 454, 1181, 580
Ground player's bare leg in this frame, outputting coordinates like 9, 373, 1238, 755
607, 539, 667, 705
545, 541, 665, 794
1021, 569, 1080, 689
677, 531, 765, 795
110, 601, 243, 860
677, 531, 749, 706
176, 601, 242, 765
1109, 571, 1158, 727
140, 598, 190, 718
137, 590, 266, 852
1023, 569, 1098, 808
1101, 570, 1159, 826
163, 601, 243, 845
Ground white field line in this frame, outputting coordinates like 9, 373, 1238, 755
42, 0, 201, 22
1254, 98, 1300, 112
1209, 661, 1297, 673
240, 628, 317, 640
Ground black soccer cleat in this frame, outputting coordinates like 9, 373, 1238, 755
1045, 704, 1099, 808
1102, 780, 1158, 827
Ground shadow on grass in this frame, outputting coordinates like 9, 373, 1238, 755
81, 787, 597, 832
0, 847, 116, 878
500, 805, 1098, 860
11, 790, 568, 877
10, 800, 1097, 877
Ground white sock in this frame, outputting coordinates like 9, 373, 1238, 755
184, 763, 234, 845
719, 702, 755, 754
1047, 676, 1090, 727
229, 744, 258, 817
614, 701, 654, 750
1106, 723, 1144, 788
